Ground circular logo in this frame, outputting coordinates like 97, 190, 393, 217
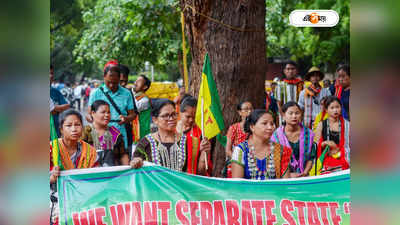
310, 12, 319, 24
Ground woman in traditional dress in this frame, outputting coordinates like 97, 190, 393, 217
311, 96, 350, 175
81, 100, 125, 166
223, 101, 253, 178
231, 110, 292, 180
130, 99, 211, 175
271, 101, 316, 177
50, 109, 98, 225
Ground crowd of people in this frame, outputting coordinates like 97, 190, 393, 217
49, 59, 350, 224
51, 77, 93, 112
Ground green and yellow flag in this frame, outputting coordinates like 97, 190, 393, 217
309, 146, 329, 176
50, 114, 63, 170
195, 53, 225, 139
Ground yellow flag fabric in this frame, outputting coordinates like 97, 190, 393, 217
195, 53, 225, 139
312, 110, 329, 132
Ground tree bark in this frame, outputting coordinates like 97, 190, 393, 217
181, 0, 267, 177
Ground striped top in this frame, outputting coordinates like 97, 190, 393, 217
231, 140, 292, 180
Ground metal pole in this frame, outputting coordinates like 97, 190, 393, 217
201, 97, 208, 170
151, 65, 154, 82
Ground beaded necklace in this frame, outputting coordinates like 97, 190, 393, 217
147, 133, 186, 171
247, 141, 275, 180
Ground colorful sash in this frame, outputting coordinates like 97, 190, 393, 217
51, 139, 97, 170
283, 78, 303, 85
305, 85, 321, 96
271, 124, 314, 173
334, 82, 343, 100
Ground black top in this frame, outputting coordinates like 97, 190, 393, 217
322, 120, 340, 144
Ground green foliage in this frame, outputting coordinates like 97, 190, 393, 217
51, 0, 348, 82
266, 0, 350, 71
74, 0, 182, 81
51, 0, 99, 82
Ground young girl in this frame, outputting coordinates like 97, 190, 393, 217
311, 96, 350, 175
50, 109, 98, 225
224, 101, 253, 178
272, 102, 316, 177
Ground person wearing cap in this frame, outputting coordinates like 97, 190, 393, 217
298, 66, 331, 128
86, 60, 137, 150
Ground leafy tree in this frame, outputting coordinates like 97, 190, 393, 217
51, 0, 99, 83
74, 0, 183, 81
51, 0, 349, 81
266, 0, 350, 71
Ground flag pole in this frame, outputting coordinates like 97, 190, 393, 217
201, 96, 208, 170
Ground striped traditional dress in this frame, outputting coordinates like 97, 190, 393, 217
275, 79, 303, 125
231, 140, 292, 180
271, 124, 315, 174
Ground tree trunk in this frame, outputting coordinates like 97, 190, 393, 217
181, 0, 267, 177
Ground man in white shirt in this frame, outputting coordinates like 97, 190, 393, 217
73, 83, 83, 111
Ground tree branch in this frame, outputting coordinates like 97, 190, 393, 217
51, 13, 78, 33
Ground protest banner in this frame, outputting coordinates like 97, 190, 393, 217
58, 164, 350, 225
